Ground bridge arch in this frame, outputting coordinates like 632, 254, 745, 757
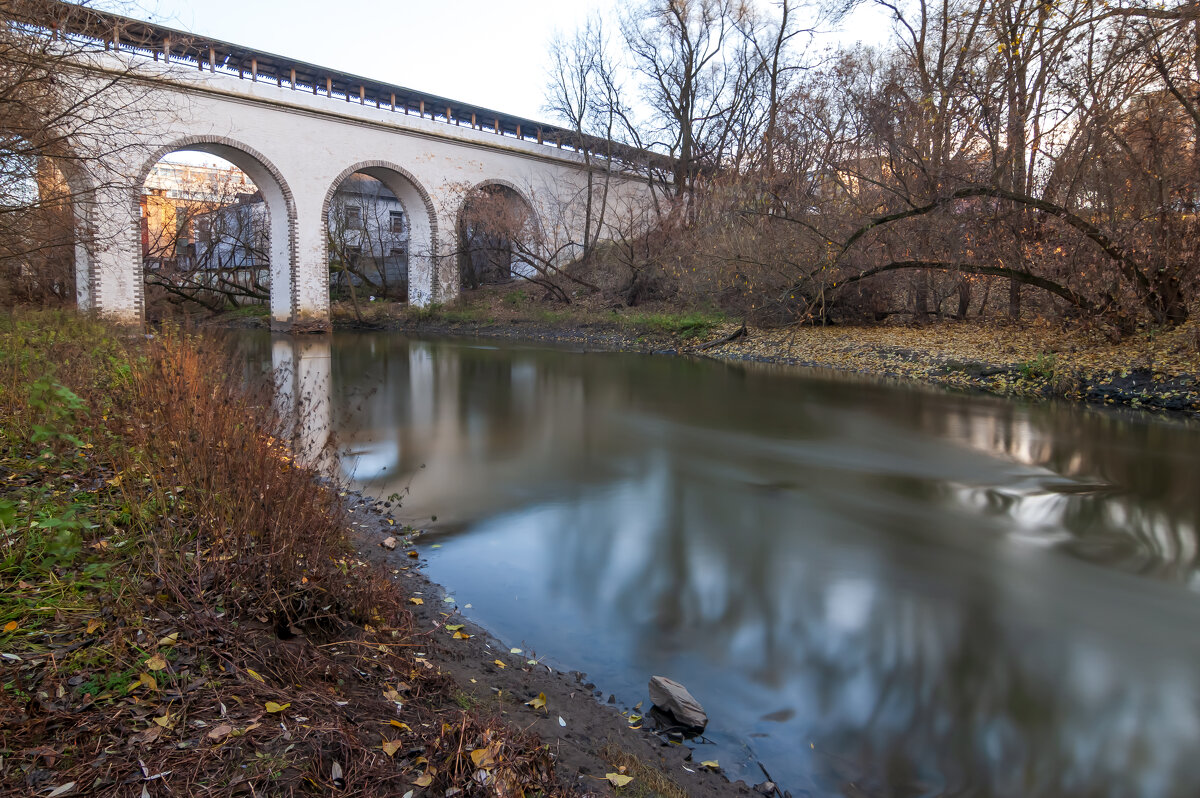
0, 131, 96, 307
133, 136, 297, 324
457, 179, 539, 291
321, 161, 439, 308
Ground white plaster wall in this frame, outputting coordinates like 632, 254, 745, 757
75, 55, 653, 329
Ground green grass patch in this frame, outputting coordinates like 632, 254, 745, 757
619, 310, 729, 339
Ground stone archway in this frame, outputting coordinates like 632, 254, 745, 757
456, 180, 537, 291
322, 161, 439, 307
133, 136, 297, 326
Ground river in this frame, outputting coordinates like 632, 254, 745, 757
240, 329, 1200, 797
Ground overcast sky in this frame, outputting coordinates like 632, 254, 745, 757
97, 0, 892, 124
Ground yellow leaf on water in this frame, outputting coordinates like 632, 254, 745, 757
606, 773, 634, 787
408, 598, 423, 605
492, 659, 506, 669
509, 647, 522, 654
265, 701, 290, 713
381, 739, 403, 756
246, 668, 265, 683
700, 760, 720, 769
3, 621, 17, 633
525, 692, 547, 711
145, 654, 168, 671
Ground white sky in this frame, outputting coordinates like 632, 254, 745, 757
99, 0, 892, 123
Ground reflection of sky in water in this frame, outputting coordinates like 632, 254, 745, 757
250, 332, 1200, 797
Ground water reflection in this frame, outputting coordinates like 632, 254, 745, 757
250, 332, 1200, 797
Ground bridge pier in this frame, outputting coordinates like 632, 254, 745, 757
288, 194, 333, 333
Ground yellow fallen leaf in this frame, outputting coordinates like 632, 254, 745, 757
408, 597, 423, 605
152, 713, 171, 727
86, 618, 103, 634
700, 760, 719, 769
509, 647, 522, 654
157, 632, 179, 646
493, 659, 506, 669
470, 741, 502, 769
137, 672, 158, 691
246, 668, 265, 683
453, 631, 471, 639
444, 624, 464, 631
389, 721, 412, 731
381, 739, 402, 756
525, 692, 547, 711
413, 771, 433, 787
265, 701, 291, 713
145, 653, 168, 671
606, 773, 634, 787
2, 621, 17, 633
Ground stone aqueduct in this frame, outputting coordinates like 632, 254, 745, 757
48, 5, 649, 330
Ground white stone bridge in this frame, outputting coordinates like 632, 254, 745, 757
44, 4, 653, 330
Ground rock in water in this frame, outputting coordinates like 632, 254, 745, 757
648, 675, 708, 730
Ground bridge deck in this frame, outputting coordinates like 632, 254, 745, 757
32, 1, 662, 170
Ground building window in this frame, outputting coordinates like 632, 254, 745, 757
344, 204, 363, 230
389, 210, 405, 234
197, 218, 211, 244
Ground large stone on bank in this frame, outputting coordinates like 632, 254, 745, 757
648, 675, 708, 731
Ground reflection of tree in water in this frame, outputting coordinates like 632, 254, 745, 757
540, 445, 1200, 797
231, 333, 1200, 796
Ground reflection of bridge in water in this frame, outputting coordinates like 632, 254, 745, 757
260, 334, 1200, 795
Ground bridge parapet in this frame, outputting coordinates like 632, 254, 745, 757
34, 0, 665, 173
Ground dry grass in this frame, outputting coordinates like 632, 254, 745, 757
599, 744, 690, 798
0, 309, 567, 797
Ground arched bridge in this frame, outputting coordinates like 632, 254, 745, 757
42, 4, 652, 330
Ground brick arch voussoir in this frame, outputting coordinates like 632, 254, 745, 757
131, 135, 298, 321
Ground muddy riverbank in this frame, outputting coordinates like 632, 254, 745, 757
344, 494, 751, 798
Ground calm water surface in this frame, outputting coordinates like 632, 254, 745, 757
246, 330, 1200, 797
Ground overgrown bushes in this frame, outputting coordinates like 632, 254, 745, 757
0, 310, 562, 796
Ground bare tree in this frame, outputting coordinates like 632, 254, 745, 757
1, 0, 157, 305
141, 163, 270, 313
327, 175, 409, 320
